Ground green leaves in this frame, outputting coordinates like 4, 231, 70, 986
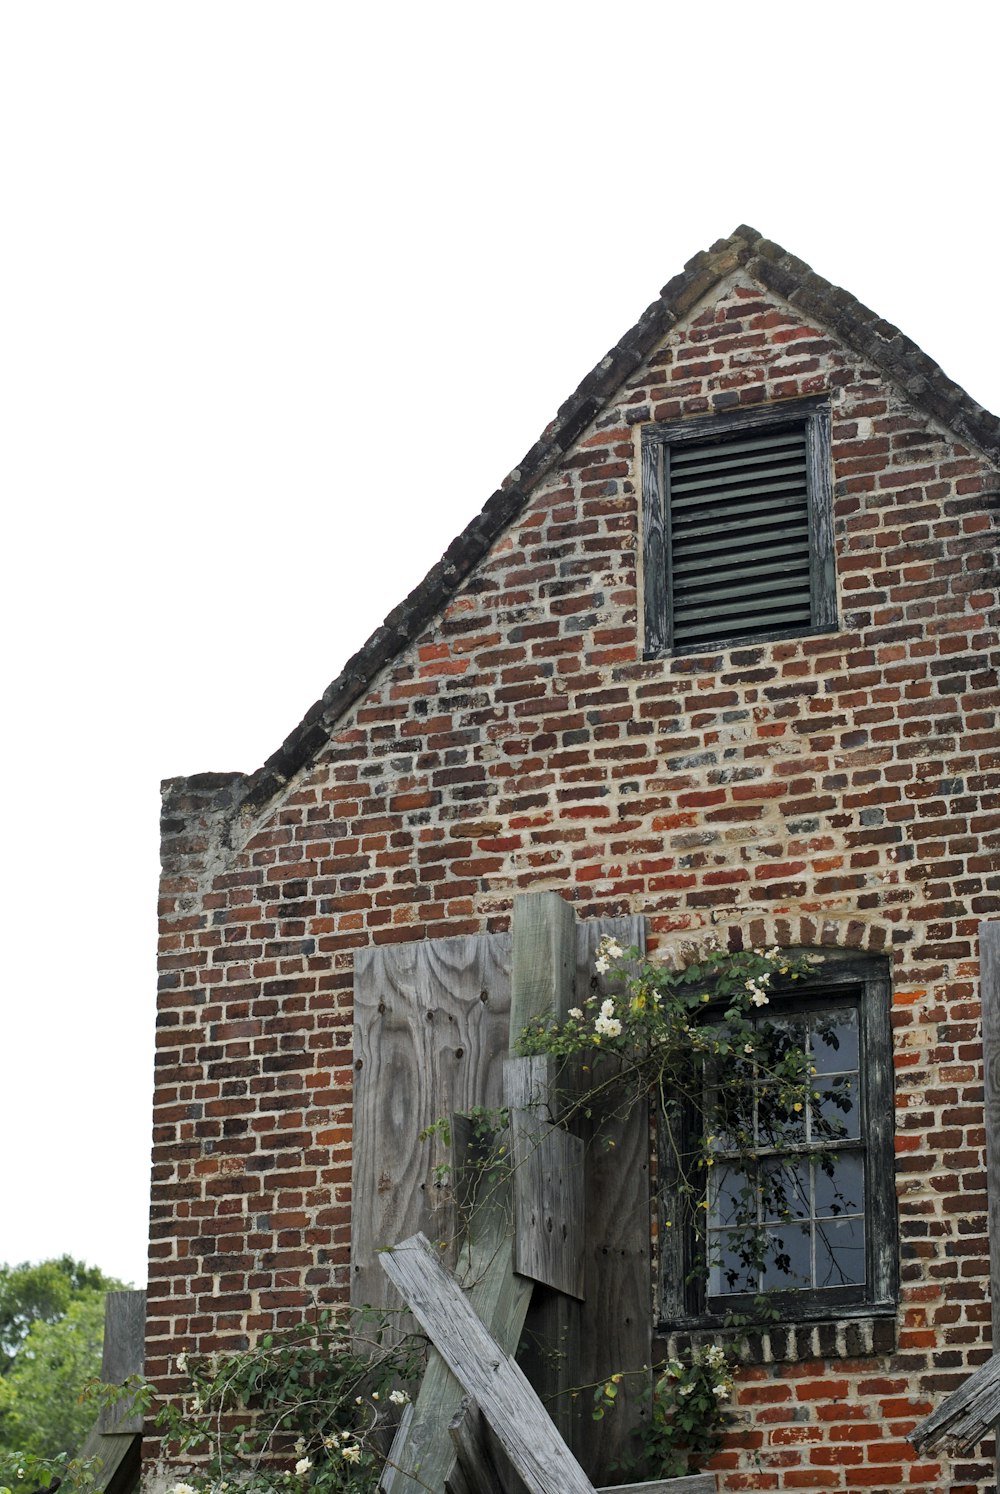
151, 1306, 425, 1494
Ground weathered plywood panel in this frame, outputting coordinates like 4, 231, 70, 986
352, 933, 512, 1311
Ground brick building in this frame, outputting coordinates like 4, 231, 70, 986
148, 227, 1000, 1492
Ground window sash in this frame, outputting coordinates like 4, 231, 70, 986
657, 956, 896, 1328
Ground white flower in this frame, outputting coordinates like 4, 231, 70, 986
294, 1439, 306, 1456
171, 1485, 196, 1494
568, 1007, 583, 1019
341, 1445, 362, 1464
678, 1383, 694, 1397
713, 1383, 731, 1400
604, 938, 623, 960
594, 1014, 622, 1037
176, 1352, 187, 1373
389, 1389, 410, 1405
340, 1431, 354, 1442
750, 990, 769, 1007
600, 998, 615, 1018
766, 946, 781, 962
744, 1042, 754, 1054
371, 1390, 379, 1400
595, 955, 610, 974
704, 1344, 727, 1368
294, 1459, 312, 1478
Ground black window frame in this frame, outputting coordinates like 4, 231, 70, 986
657, 952, 897, 1330
642, 396, 837, 657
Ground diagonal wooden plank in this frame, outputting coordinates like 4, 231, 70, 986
380, 1232, 597, 1494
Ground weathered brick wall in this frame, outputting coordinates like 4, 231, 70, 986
147, 268, 1000, 1491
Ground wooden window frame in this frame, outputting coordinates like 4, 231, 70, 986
642, 396, 837, 657
657, 952, 897, 1331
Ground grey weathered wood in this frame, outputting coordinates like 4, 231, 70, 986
909, 1349, 1000, 1455
642, 434, 668, 656
982, 921, 1000, 1337
511, 892, 578, 1034
97, 1290, 146, 1434
508, 1057, 585, 1300
380, 1233, 597, 1494
446, 1398, 511, 1494
510, 896, 582, 1445
379, 1403, 414, 1494
805, 405, 836, 628
75, 1421, 142, 1494
352, 933, 512, 1314
570, 915, 651, 1481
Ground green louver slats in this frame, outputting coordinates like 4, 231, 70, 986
669, 424, 811, 646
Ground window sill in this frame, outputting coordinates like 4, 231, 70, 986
655, 1307, 897, 1366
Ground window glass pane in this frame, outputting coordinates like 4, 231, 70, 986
757, 1083, 807, 1148
708, 1230, 759, 1296
812, 1074, 861, 1141
810, 1008, 858, 1074
815, 1216, 866, 1288
762, 1225, 812, 1290
709, 1165, 755, 1228
814, 1154, 864, 1218
761, 1158, 810, 1223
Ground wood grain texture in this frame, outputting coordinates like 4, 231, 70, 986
909, 1344, 1000, 1455
511, 892, 578, 1034
982, 921, 1000, 1336
352, 933, 512, 1313
511, 1102, 585, 1300
98, 1290, 146, 1434
380, 1233, 597, 1494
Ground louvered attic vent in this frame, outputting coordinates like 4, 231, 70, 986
669, 425, 810, 647
642, 400, 837, 655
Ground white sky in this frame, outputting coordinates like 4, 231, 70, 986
1, 2, 997, 1291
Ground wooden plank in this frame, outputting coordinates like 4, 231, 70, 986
509, 895, 582, 1446
380, 1233, 597, 1494
511, 892, 578, 1033
75, 1423, 142, 1494
572, 915, 652, 1483
98, 1291, 146, 1434
510, 1104, 585, 1300
447, 1398, 513, 1494
909, 1348, 1000, 1455
507, 1056, 585, 1300
981, 921, 1000, 1335
352, 932, 512, 1314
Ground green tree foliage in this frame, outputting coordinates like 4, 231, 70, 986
0, 1258, 115, 1372
0, 1259, 124, 1461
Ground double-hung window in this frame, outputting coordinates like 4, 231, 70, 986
642, 397, 837, 655
659, 954, 896, 1328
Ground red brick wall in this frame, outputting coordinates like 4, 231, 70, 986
147, 270, 1000, 1491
